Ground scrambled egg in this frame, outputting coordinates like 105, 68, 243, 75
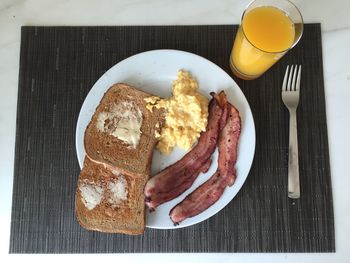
145, 70, 208, 154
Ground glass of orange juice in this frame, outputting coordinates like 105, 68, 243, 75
230, 0, 303, 80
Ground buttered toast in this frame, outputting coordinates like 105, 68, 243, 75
76, 83, 164, 234
84, 83, 164, 177
75, 157, 147, 234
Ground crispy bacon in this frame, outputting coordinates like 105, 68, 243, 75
144, 92, 227, 210
169, 171, 226, 224
216, 102, 241, 186
213, 92, 229, 131
169, 102, 241, 225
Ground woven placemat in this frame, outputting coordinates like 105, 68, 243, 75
10, 24, 334, 253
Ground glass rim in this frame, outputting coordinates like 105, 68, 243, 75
240, 0, 304, 54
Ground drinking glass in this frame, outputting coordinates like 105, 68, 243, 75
230, 0, 303, 80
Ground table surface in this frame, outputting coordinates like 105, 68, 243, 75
0, 0, 349, 262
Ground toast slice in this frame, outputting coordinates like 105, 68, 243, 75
76, 83, 165, 234
75, 157, 147, 234
84, 83, 164, 177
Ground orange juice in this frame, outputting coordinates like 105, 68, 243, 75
230, 6, 296, 79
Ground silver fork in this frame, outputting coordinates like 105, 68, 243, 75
282, 65, 302, 199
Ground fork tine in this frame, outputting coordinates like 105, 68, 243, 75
291, 65, 298, 91
287, 65, 294, 91
296, 65, 302, 91
282, 65, 289, 91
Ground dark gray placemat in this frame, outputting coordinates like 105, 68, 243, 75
9, 24, 334, 253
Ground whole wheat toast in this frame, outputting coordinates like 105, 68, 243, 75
76, 83, 164, 234
84, 83, 164, 177
75, 157, 147, 234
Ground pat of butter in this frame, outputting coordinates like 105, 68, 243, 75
79, 180, 104, 210
96, 101, 143, 148
107, 176, 128, 208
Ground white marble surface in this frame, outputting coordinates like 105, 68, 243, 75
1, 0, 349, 262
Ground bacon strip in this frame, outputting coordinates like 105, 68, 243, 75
144, 92, 227, 210
216, 102, 241, 186
169, 102, 241, 225
169, 171, 226, 225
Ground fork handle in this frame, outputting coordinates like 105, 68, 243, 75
288, 109, 300, 199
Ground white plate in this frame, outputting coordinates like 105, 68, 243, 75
75, 49, 255, 229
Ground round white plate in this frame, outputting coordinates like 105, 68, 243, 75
76, 49, 255, 229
